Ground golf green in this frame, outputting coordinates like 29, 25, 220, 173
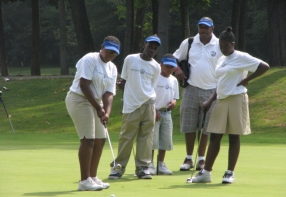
0, 133, 285, 197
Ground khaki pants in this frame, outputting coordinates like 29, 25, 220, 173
113, 100, 156, 168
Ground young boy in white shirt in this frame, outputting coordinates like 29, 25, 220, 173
108, 35, 161, 179
149, 54, 179, 175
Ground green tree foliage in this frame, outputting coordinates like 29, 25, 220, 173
1, 0, 275, 74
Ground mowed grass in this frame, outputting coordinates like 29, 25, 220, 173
0, 67, 286, 197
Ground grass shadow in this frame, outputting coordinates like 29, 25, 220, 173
23, 190, 78, 196
161, 183, 231, 190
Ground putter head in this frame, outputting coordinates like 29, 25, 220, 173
4, 78, 10, 82
186, 177, 193, 183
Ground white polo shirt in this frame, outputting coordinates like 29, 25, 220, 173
155, 75, 179, 110
215, 51, 262, 99
69, 52, 117, 99
121, 53, 161, 113
173, 33, 222, 89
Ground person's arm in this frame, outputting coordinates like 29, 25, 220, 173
79, 78, 105, 118
167, 99, 177, 110
174, 64, 186, 81
116, 79, 126, 90
237, 62, 270, 87
101, 91, 114, 124
202, 89, 217, 112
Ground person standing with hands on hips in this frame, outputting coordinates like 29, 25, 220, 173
108, 35, 161, 180
65, 36, 120, 191
173, 17, 222, 171
191, 27, 269, 184
149, 54, 179, 175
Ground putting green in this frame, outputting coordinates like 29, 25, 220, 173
0, 133, 285, 197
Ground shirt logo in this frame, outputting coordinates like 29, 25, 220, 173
140, 69, 145, 74
221, 63, 226, 67
165, 85, 170, 89
211, 51, 216, 57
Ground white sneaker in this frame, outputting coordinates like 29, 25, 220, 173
149, 162, 156, 175
158, 162, 172, 175
78, 177, 104, 191
180, 158, 193, 171
222, 171, 235, 184
92, 176, 110, 189
191, 170, 211, 183
108, 164, 125, 179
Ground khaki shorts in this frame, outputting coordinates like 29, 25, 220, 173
207, 93, 251, 135
65, 91, 106, 139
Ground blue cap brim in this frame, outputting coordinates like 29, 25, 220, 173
103, 41, 120, 55
145, 36, 161, 45
162, 57, 177, 67
197, 19, 213, 27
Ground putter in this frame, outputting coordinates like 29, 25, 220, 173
104, 122, 116, 167
186, 109, 207, 183
0, 91, 15, 134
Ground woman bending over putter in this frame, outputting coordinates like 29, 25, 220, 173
190, 27, 269, 184
65, 36, 120, 191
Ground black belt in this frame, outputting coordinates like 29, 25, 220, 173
158, 108, 171, 112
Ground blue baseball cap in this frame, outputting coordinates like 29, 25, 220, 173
197, 18, 214, 27
103, 41, 120, 55
145, 36, 161, 45
162, 56, 177, 67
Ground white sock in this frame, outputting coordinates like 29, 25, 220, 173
202, 169, 210, 175
198, 156, 204, 161
186, 155, 192, 160
226, 170, 234, 174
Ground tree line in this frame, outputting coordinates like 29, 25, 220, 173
0, 0, 285, 76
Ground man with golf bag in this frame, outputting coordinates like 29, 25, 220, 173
173, 17, 222, 171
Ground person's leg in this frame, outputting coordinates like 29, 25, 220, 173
136, 102, 155, 167
180, 85, 200, 170
158, 149, 166, 162
204, 133, 223, 171
228, 134, 240, 171
90, 138, 106, 177
79, 138, 95, 180
197, 88, 216, 163
152, 119, 160, 163
115, 112, 140, 167
185, 132, 196, 155
198, 133, 208, 157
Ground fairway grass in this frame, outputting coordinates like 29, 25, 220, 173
0, 133, 286, 197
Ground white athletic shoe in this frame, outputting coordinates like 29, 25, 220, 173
78, 177, 104, 191
180, 158, 194, 171
149, 162, 156, 175
158, 162, 172, 175
92, 176, 110, 189
222, 171, 235, 184
108, 164, 125, 179
191, 170, 211, 183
